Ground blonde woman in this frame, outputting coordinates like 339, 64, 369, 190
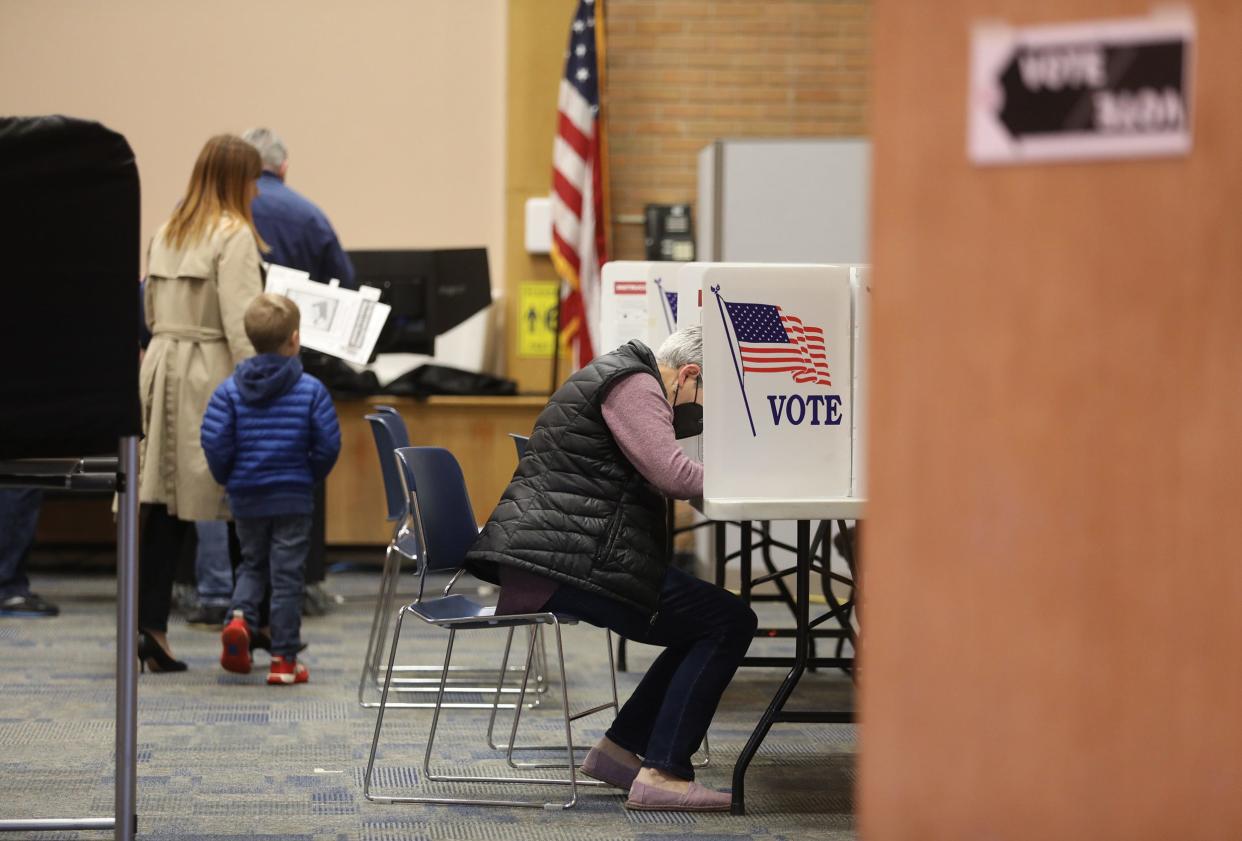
137, 135, 265, 672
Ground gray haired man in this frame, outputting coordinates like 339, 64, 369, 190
241, 127, 355, 289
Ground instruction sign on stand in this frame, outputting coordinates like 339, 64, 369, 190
599, 261, 680, 355
969, 10, 1194, 164
518, 281, 559, 358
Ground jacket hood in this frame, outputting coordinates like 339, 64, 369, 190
235, 353, 303, 405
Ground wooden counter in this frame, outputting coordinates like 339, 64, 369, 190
327, 395, 546, 544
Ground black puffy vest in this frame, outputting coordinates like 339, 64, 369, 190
466, 341, 669, 613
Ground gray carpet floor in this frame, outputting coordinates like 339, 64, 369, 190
1, 570, 856, 840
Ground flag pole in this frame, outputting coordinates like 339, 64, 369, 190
550, 281, 563, 395
712, 284, 756, 437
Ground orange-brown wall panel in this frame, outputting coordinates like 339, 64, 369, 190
862, 2, 1242, 839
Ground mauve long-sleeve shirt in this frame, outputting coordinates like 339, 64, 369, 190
496, 371, 703, 614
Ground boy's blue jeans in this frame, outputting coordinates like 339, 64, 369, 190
543, 566, 757, 781
230, 514, 311, 658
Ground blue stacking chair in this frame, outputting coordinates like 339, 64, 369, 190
363, 447, 619, 809
357, 412, 419, 707
359, 412, 544, 710
508, 432, 529, 459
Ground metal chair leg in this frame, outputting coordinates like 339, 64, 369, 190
496, 628, 620, 770
357, 540, 400, 705
363, 605, 409, 800
551, 619, 579, 809
370, 543, 407, 676
694, 734, 712, 768
485, 627, 519, 748
365, 616, 601, 809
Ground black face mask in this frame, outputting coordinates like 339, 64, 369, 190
671, 376, 702, 440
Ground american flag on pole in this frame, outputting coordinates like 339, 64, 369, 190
723, 300, 832, 386
550, 0, 609, 368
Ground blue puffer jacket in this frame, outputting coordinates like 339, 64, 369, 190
201, 354, 340, 518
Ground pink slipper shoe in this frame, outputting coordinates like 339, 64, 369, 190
624, 778, 731, 812
580, 746, 640, 789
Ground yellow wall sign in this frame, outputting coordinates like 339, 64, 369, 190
517, 281, 560, 358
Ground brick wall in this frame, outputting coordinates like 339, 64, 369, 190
603, 0, 871, 259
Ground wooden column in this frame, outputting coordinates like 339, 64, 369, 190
505, 0, 578, 392
861, 2, 1242, 839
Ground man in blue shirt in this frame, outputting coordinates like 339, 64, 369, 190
0, 489, 57, 617
242, 127, 355, 288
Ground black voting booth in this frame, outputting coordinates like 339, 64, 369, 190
0, 116, 142, 839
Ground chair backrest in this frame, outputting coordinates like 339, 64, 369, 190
372, 405, 410, 447
365, 414, 405, 522
394, 447, 479, 575
508, 433, 529, 460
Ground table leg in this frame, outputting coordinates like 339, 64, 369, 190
731, 519, 812, 816
740, 521, 753, 601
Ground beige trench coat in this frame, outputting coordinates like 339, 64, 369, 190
139, 218, 262, 520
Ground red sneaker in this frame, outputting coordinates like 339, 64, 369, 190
267, 655, 309, 685
219, 610, 252, 674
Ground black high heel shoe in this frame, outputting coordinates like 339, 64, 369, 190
137, 631, 188, 673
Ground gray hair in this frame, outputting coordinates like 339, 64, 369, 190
241, 127, 287, 173
656, 325, 702, 371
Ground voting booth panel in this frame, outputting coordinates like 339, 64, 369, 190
648, 268, 680, 349
671, 263, 714, 462
849, 266, 870, 498
675, 263, 709, 331
677, 262, 820, 332
598, 261, 680, 356
702, 264, 854, 505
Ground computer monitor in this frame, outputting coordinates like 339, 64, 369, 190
348, 248, 492, 357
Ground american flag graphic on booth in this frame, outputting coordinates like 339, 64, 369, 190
723, 301, 832, 386
654, 277, 677, 332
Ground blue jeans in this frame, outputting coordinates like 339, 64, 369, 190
0, 489, 43, 599
230, 515, 311, 657
544, 566, 757, 780
194, 521, 233, 606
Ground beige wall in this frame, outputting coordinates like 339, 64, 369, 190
0, 0, 505, 285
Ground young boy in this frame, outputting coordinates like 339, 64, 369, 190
201, 293, 340, 684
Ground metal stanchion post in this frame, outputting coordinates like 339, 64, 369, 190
115, 436, 139, 841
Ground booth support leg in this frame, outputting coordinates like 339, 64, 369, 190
730, 519, 812, 816
739, 521, 753, 601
